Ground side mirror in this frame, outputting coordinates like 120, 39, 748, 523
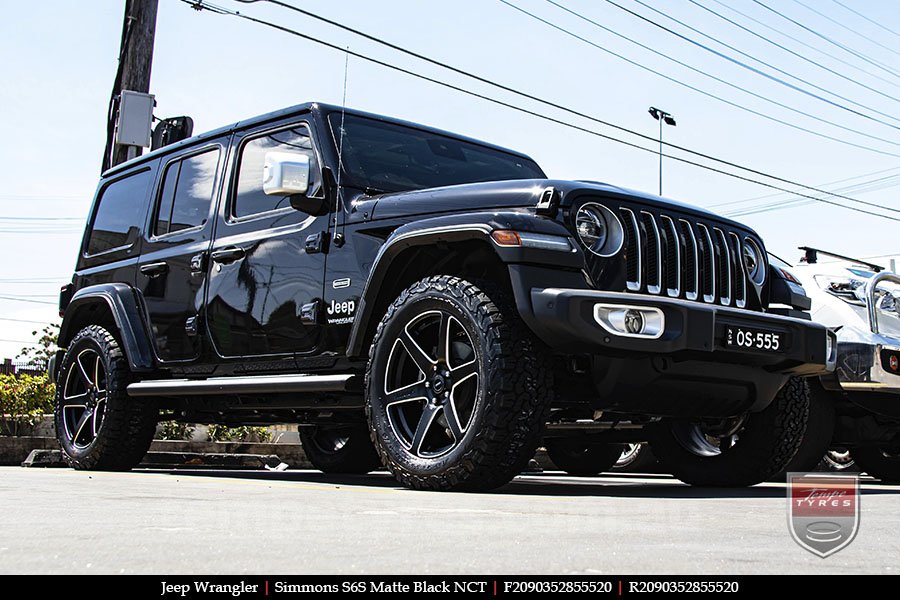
263, 152, 310, 196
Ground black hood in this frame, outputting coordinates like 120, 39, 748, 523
358, 180, 546, 221
354, 178, 749, 230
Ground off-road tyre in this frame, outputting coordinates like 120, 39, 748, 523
780, 381, 836, 475
54, 325, 158, 470
366, 275, 553, 491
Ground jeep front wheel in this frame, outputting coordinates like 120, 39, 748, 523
651, 377, 809, 487
366, 275, 553, 491
54, 325, 158, 470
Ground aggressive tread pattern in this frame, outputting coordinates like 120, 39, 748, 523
366, 275, 553, 491
54, 325, 158, 471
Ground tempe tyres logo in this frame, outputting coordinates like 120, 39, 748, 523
787, 474, 860, 558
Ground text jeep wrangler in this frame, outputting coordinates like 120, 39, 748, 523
53, 103, 833, 491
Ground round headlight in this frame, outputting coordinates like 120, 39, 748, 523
742, 238, 766, 285
574, 203, 624, 257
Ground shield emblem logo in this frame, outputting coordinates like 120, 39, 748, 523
787, 473, 860, 558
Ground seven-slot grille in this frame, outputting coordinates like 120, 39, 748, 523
618, 207, 754, 309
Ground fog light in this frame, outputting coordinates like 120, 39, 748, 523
594, 304, 664, 339
891, 355, 899, 372
624, 309, 644, 334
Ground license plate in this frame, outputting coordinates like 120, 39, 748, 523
724, 326, 784, 353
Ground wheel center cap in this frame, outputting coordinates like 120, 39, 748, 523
431, 375, 446, 395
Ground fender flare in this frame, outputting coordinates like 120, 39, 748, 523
345, 212, 582, 357
58, 283, 156, 372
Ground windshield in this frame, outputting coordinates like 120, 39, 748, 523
328, 114, 545, 193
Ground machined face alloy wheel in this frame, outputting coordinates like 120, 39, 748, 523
382, 310, 479, 459
61, 349, 108, 450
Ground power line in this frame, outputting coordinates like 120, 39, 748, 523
830, 0, 900, 42
617, 0, 900, 129
693, 0, 900, 102
0, 296, 57, 305
0, 278, 67, 283
712, 166, 900, 208
182, 0, 900, 222
552, 0, 900, 148
0, 317, 54, 325
753, 0, 900, 80
0, 294, 59, 298
791, 0, 900, 62
510, 1, 900, 157
727, 175, 900, 217
0, 216, 82, 221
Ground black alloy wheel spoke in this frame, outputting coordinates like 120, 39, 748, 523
410, 403, 441, 456
385, 309, 480, 459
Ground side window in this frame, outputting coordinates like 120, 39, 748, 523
86, 169, 152, 256
234, 125, 319, 219
154, 148, 220, 236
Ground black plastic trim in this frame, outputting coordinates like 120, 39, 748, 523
58, 283, 156, 372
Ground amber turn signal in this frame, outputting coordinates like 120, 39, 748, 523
491, 230, 521, 246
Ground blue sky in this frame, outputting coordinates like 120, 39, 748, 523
0, 0, 898, 358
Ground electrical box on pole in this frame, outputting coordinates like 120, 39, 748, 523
115, 90, 155, 148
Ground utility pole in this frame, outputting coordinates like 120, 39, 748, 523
102, 0, 159, 172
648, 107, 676, 196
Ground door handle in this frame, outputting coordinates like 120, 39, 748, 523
139, 262, 169, 278
210, 246, 246, 265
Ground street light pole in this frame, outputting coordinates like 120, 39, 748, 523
648, 107, 676, 196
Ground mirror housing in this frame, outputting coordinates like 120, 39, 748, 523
263, 152, 310, 196
289, 194, 328, 216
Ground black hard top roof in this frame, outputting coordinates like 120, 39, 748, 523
102, 102, 536, 178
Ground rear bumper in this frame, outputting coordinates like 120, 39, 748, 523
526, 287, 834, 376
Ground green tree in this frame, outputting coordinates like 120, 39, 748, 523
18, 323, 60, 365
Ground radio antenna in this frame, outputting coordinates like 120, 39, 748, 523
336, 48, 349, 191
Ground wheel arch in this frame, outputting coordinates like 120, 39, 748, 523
58, 283, 156, 373
345, 212, 587, 358
347, 227, 505, 358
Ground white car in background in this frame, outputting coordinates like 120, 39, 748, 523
778, 247, 900, 481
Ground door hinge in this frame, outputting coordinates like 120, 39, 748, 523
305, 231, 330, 254
190, 252, 208, 274
185, 316, 201, 337
299, 300, 321, 324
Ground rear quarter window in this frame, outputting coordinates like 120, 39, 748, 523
86, 169, 152, 256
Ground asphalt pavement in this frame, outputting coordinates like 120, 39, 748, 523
1, 467, 897, 574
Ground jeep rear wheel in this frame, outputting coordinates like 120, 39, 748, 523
366, 275, 553, 491
54, 325, 158, 471
545, 438, 624, 476
298, 424, 382, 474
651, 377, 809, 487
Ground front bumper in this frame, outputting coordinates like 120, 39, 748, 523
526, 288, 834, 376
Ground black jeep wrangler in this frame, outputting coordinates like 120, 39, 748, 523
53, 103, 832, 491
